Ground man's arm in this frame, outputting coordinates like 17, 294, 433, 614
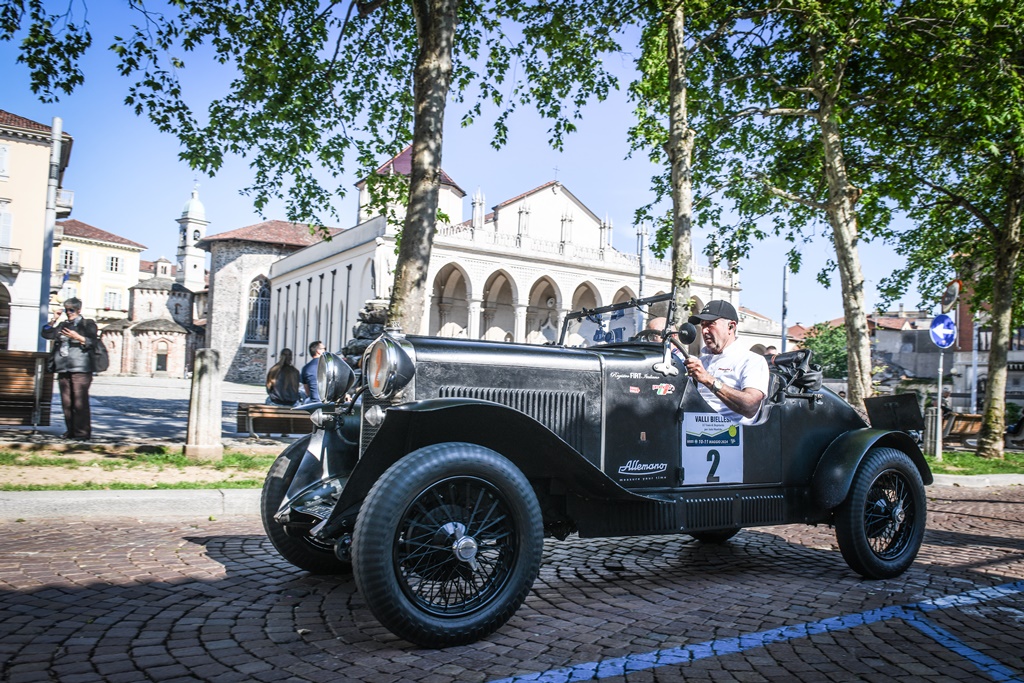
683, 356, 765, 419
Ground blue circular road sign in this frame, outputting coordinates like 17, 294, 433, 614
930, 314, 957, 349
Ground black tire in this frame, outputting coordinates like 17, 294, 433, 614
352, 443, 543, 647
690, 529, 739, 544
835, 447, 927, 579
261, 435, 350, 574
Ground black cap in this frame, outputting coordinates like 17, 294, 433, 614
688, 300, 739, 324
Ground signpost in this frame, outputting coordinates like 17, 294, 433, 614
930, 313, 957, 461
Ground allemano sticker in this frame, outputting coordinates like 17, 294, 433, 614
681, 413, 743, 484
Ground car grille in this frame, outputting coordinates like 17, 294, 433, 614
439, 386, 587, 451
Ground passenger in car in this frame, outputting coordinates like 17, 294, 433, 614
683, 300, 769, 424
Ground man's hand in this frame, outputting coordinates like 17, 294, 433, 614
60, 328, 85, 344
684, 356, 765, 419
684, 356, 711, 385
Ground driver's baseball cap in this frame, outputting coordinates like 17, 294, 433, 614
688, 300, 739, 324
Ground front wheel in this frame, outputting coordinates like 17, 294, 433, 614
261, 436, 350, 574
835, 447, 927, 579
352, 443, 544, 647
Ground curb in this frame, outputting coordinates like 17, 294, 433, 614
931, 473, 1024, 488
0, 489, 261, 520
2, 473, 1023, 520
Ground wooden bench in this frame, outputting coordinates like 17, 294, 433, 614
944, 413, 984, 446
0, 351, 54, 427
235, 403, 314, 438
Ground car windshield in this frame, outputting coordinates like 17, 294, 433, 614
559, 292, 677, 347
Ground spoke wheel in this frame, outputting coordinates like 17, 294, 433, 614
836, 447, 927, 579
352, 443, 543, 647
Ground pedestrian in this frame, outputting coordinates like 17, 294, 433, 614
266, 348, 301, 406
683, 299, 770, 425
41, 297, 98, 440
301, 340, 325, 403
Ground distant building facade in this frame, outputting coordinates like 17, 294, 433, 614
0, 110, 73, 350
264, 148, 780, 373
54, 219, 146, 322
98, 191, 209, 377
197, 220, 338, 383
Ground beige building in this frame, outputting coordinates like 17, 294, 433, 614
267, 148, 781, 368
53, 219, 146, 321
0, 110, 73, 351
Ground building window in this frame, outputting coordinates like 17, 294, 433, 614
61, 249, 79, 272
0, 207, 11, 248
61, 284, 77, 301
106, 255, 122, 273
104, 290, 122, 310
0, 144, 8, 180
245, 277, 271, 343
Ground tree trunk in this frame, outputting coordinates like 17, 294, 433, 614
387, 0, 458, 333
976, 161, 1023, 459
812, 43, 872, 412
665, 1, 695, 320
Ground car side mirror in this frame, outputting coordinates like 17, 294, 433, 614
677, 322, 697, 346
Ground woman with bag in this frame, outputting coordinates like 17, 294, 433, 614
41, 297, 98, 440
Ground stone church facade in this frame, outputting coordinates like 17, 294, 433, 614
100, 190, 208, 377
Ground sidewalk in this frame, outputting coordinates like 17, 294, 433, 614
0, 374, 296, 449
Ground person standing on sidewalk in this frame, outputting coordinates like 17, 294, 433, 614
41, 297, 98, 440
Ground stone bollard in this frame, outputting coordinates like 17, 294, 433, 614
923, 407, 940, 459
185, 349, 223, 461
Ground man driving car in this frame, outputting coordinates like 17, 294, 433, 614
683, 300, 769, 424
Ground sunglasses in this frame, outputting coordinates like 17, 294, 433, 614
64, 308, 76, 313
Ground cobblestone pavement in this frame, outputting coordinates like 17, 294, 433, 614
2, 486, 1023, 682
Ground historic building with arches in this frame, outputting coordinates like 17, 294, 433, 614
266, 148, 781, 371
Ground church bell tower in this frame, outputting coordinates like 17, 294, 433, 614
176, 186, 209, 292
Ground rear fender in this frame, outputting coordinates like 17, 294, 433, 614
319, 398, 650, 537
812, 428, 932, 510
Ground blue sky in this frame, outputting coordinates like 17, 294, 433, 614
1, 8, 923, 328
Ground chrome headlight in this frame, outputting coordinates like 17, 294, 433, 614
317, 352, 355, 403
363, 335, 415, 399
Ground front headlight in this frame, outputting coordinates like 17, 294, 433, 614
317, 352, 355, 403
363, 335, 415, 399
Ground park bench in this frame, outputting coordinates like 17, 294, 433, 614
944, 413, 984, 447
0, 351, 54, 428
235, 403, 314, 438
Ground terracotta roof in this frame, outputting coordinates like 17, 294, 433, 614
788, 324, 810, 341
0, 110, 52, 133
132, 318, 189, 334
196, 220, 342, 249
140, 259, 176, 275
57, 219, 147, 249
360, 145, 466, 196
871, 316, 913, 331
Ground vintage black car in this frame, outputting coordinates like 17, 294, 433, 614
261, 293, 931, 648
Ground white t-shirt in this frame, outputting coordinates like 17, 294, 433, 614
696, 340, 770, 425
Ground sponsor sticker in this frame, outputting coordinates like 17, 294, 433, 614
618, 459, 668, 476
681, 412, 743, 484
652, 383, 675, 396
629, 386, 641, 394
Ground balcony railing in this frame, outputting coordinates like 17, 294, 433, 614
56, 188, 74, 217
0, 246, 21, 274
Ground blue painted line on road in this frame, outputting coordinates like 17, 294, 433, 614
489, 581, 1024, 683
904, 613, 1024, 683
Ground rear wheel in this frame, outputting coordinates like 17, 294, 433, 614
835, 448, 926, 579
352, 443, 543, 647
261, 436, 350, 574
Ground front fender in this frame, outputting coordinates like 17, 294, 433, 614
319, 398, 653, 537
811, 428, 932, 510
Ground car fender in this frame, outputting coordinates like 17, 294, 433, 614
812, 428, 933, 510
319, 397, 654, 537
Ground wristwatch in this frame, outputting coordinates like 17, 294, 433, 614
711, 378, 724, 394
